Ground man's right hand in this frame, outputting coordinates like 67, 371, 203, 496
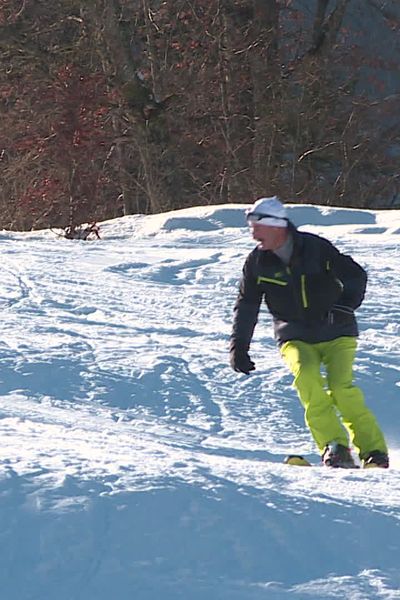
229, 348, 255, 375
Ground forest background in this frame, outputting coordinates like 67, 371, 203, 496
0, 0, 399, 232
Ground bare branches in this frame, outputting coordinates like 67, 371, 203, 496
365, 0, 400, 26
0, 0, 399, 230
308, 0, 350, 57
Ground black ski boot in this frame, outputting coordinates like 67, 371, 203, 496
362, 450, 389, 469
322, 443, 356, 468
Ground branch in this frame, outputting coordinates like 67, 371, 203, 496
365, 0, 400, 25
15, 0, 27, 20
297, 141, 339, 162
311, 0, 329, 52
308, 0, 350, 56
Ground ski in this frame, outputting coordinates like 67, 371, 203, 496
284, 454, 359, 468
284, 454, 388, 469
284, 454, 315, 467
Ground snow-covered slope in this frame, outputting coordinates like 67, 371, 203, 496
0, 204, 399, 599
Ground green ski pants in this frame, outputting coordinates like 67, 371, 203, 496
280, 336, 387, 458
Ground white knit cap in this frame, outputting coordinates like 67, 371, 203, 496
246, 196, 288, 227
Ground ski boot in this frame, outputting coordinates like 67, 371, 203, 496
362, 450, 389, 469
322, 442, 356, 468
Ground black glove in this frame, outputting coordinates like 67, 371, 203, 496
230, 347, 255, 375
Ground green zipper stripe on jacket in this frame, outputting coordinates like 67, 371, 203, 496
300, 274, 308, 308
257, 276, 288, 286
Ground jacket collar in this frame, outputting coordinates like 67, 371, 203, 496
255, 221, 303, 256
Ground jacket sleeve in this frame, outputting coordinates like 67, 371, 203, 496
230, 252, 263, 352
327, 243, 367, 310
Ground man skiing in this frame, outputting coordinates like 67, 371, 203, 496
230, 196, 389, 468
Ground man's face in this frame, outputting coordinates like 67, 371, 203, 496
250, 223, 288, 251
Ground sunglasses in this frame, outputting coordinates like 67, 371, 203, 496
246, 212, 288, 223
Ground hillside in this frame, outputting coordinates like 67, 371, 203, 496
0, 204, 399, 599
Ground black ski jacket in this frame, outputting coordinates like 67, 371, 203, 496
231, 224, 367, 349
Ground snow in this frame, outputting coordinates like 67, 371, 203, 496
0, 203, 400, 599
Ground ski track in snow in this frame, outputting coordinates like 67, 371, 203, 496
0, 205, 400, 599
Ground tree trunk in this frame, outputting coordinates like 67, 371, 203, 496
249, 0, 280, 194
217, 0, 251, 202
84, 0, 173, 215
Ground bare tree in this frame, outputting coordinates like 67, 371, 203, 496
0, 0, 399, 230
